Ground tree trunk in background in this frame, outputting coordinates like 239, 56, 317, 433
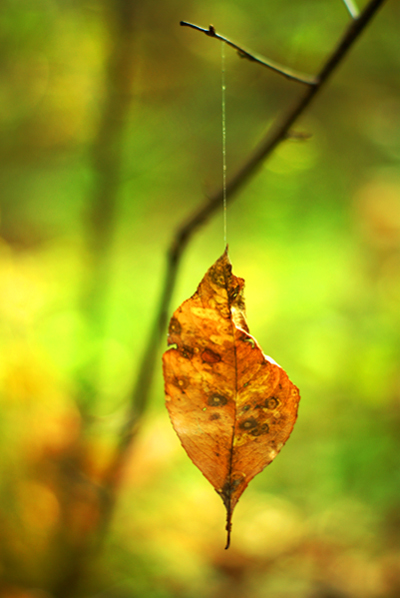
50, 2, 138, 596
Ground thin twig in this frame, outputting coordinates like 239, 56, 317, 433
180, 21, 317, 86
341, 0, 360, 19
114, 0, 386, 522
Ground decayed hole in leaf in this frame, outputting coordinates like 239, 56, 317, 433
244, 336, 255, 348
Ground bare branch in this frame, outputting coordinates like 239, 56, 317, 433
341, 0, 360, 19
180, 21, 317, 86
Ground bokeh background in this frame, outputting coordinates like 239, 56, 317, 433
1, 0, 400, 596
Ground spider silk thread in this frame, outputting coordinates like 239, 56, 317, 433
221, 41, 227, 246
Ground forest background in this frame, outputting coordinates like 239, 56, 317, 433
1, 0, 400, 597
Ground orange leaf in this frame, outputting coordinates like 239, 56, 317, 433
163, 249, 300, 548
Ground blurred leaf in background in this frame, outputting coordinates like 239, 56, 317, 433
0, 0, 400, 597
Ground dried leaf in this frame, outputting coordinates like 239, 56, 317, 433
162, 248, 300, 548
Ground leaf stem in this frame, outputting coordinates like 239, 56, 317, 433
180, 21, 317, 86
225, 514, 232, 550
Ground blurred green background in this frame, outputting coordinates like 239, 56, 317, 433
1, 0, 400, 596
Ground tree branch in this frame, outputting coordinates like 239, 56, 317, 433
180, 21, 317, 86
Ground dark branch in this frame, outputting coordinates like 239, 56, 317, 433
180, 20, 317, 86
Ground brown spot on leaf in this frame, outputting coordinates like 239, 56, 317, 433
209, 413, 221, 421
265, 396, 279, 409
202, 348, 221, 364
169, 317, 181, 335
239, 417, 258, 430
250, 423, 269, 436
208, 394, 228, 407
181, 345, 194, 359
173, 376, 189, 390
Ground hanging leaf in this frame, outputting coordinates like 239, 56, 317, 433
162, 248, 300, 548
